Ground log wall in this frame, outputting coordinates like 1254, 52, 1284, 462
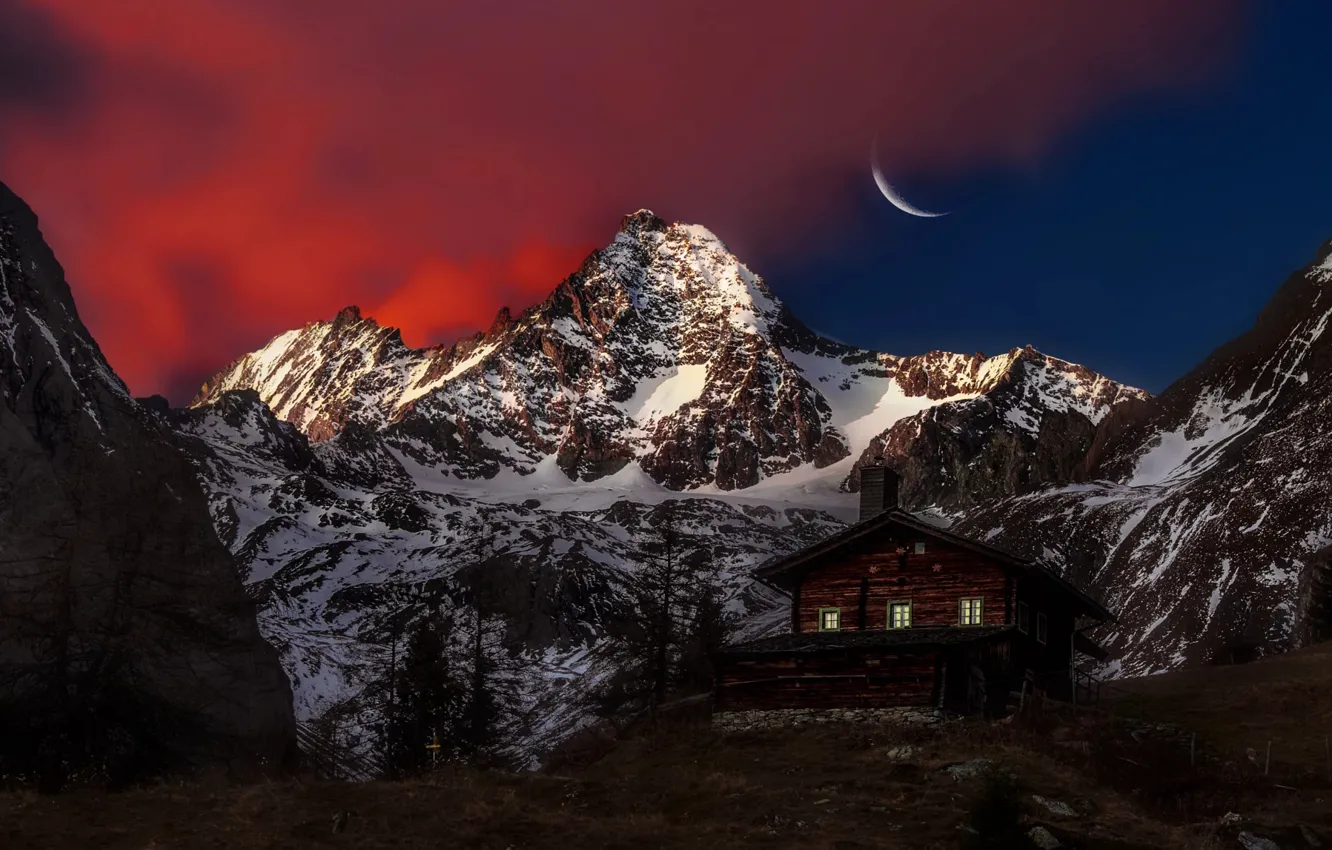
796, 529, 1011, 633
1013, 578, 1078, 684
716, 652, 939, 712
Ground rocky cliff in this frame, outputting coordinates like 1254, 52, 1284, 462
0, 182, 296, 786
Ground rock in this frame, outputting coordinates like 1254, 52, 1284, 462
1238, 833, 1281, 850
0, 181, 296, 787
1071, 798, 1098, 818
713, 707, 942, 733
1032, 795, 1079, 818
1029, 826, 1062, 849
943, 758, 993, 781
884, 745, 917, 762
1221, 813, 1245, 828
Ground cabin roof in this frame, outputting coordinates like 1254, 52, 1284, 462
753, 507, 1115, 623
718, 625, 1014, 658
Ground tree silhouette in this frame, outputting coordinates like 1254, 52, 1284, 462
382, 613, 464, 778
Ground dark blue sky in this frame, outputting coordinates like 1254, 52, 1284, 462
765, 2, 1332, 394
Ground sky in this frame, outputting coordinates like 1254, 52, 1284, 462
1, 1, 1329, 403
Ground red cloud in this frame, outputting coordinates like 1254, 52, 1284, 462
2, 0, 1241, 400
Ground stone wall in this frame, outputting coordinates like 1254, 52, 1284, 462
712, 707, 942, 732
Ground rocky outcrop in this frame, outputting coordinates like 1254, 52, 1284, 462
0, 181, 296, 786
844, 347, 1139, 511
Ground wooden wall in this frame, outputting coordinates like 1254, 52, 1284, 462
716, 652, 939, 712
796, 525, 1012, 633
1012, 577, 1078, 687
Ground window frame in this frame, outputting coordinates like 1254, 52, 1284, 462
887, 599, 913, 630
913, 541, 926, 554
958, 597, 984, 627
1017, 601, 1030, 634
1036, 612, 1048, 645
817, 607, 842, 632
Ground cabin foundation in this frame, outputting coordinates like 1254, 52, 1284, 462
712, 706, 942, 732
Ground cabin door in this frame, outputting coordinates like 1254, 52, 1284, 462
942, 650, 971, 714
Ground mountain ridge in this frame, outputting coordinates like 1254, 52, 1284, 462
193, 210, 1147, 499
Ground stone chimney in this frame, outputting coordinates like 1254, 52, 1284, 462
858, 461, 900, 522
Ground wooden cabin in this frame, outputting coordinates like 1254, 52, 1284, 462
713, 466, 1114, 720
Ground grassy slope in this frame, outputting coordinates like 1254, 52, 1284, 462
1106, 641, 1332, 774
0, 721, 1310, 850
5, 646, 1331, 849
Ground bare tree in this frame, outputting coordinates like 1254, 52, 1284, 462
593, 502, 731, 725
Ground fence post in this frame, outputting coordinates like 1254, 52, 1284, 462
1325, 736, 1330, 785
1190, 733, 1196, 768
1264, 741, 1271, 776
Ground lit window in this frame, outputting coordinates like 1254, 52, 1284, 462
1036, 613, 1048, 644
888, 601, 912, 629
913, 542, 926, 554
959, 597, 984, 626
818, 608, 841, 631
1017, 602, 1030, 634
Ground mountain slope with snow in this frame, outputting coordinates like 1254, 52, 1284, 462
165, 389, 843, 757
957, 239, 1332, 675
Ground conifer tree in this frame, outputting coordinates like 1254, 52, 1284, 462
382, 614, 464, 778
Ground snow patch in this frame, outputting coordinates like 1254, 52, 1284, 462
622, 363, 709, 421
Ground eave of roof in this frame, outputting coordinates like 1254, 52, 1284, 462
752, 508, 1115, 623
717, 625, 1014, 658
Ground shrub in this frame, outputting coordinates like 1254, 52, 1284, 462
962, 765, 1033, 850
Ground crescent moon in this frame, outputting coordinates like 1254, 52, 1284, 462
871, 139, 947, 218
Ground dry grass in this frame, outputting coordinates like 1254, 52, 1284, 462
5, 719, 1315, 850
6, 646, 1332, 849
1105, 641, 1332, 777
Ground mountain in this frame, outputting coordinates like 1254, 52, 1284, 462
196, 211, 1145, 498
0, 182, 296, 784
178, 210, 1145, 758
955, 240, 1332, 675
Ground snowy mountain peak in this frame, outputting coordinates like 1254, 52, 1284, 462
196, 211, 1145, 495
332, 304, 371, 326
618, 209, 668, 235
1311, 239, 1332, 283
